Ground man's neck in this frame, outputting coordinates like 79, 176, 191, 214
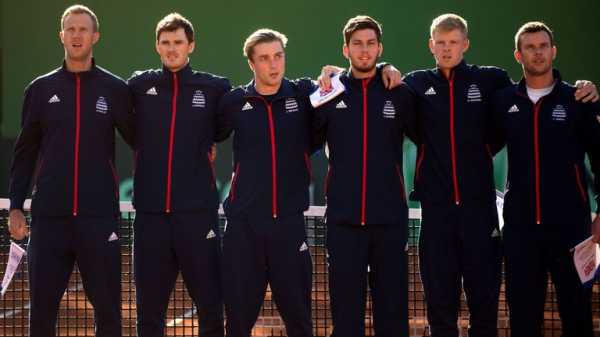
166, 60, 190, 73
350, 66, 376, 80
525, 70, 554, 89
254, 81, 281, 96
65, 56, 93, 73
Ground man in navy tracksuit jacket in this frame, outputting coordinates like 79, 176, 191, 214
490, 22, 600, 337
313, 16, 418, 337
7, 6, 132, 337
402, 15, 509, 337
127, 14, 230, 337
215, 29, 316, 337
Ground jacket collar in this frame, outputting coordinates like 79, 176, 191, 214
60, 58, 99, 80
161, 62, 193, 83
243, 78, 296, 100
516, 68, 562, 99
340, 67, 381, 89
432, 59, 468, 82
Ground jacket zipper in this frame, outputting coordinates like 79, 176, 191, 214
361, 79, 369, 225
266, 101, 278, 218
533, 99, 543, 224
73, 74, 81, 216
251, 97, 279, 218
448, 72, 460, 205
165, 72, 179, 213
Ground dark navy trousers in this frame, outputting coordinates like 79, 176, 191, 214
326, 222, 408, 337
27, 215, 122, 337
133, 211, 223, 337
418, 202, 501, 337
221, 213, 313, 337
503, 223, 593, 337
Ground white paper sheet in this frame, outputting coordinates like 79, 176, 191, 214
310, 74, 345, 108
1, 242, 26, 297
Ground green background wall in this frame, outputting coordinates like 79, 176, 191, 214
1, 0, 599, 206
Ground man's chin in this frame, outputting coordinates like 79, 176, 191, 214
352, 63, 377, 74
525, 66, 552, 77
66, 52, 92, 62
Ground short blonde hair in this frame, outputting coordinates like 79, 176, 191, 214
61, 4, 99, 32
243, 29, 288, 61
430, 13, 468, 38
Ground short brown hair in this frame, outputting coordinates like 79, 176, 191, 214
156, 13, 194, 43
430, 14, 468, 38
514, 21, 554, 51
343, 15, 382, 45
243, 29, 288, 60
61, 4, 99, 32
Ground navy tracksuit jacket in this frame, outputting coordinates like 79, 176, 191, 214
314, 69, 417, 337
403, 60, 511, 337
128, 63, 231, 213
491, 70, 600, 337
216, 78, 316, 337
216, 78, 317, 219
10, 61, 133, 216
8, 60, 132, 337
127, 63, 231, 337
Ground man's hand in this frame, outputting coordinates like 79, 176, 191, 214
381, 64, 402, 90
592, 213, 600, 243
209, 143, 217, 163
8, 209, 28, 240
574, 80, 599, 103
318, 65, 345, 91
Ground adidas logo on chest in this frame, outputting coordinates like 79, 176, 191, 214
242, 102, 253, 111
48, 94, 61, 103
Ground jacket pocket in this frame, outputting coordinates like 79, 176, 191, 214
304, 152, 313, 182
574, 164, 588, 203
108, 159, 119, 199
395, 164, 407, 202
324, 166, 331, 196
208, 152, 216, 189
415, 144, 425, 181
229, 163, 240, 201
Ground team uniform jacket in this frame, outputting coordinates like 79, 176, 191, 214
314, 70, 418, 226
128, 64, 231, 213
403, 60, 512, 205
491, 70, 600, 227
216, 78, 316, 219
9, 61, 133, 216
